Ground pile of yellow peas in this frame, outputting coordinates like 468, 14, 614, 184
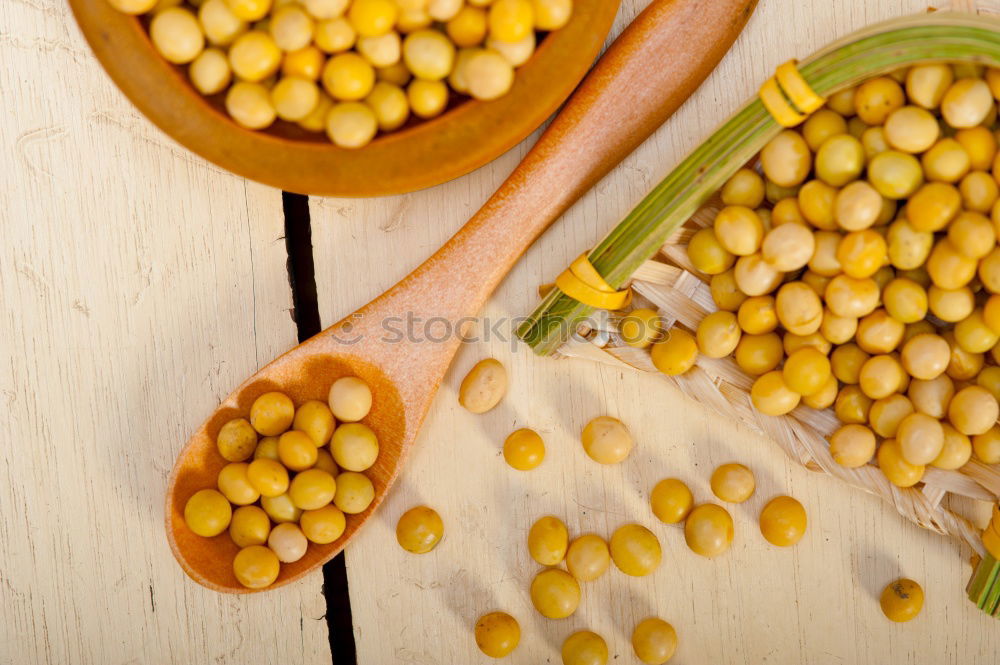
636, 64, 1000, 490
108, 0, 573, 148
182, 375, 377, 589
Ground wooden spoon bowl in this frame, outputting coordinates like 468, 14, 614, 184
68, 0, 619, 197
165, 0, 759, 592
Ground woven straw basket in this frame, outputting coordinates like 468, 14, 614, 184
535, 9, 1000, 555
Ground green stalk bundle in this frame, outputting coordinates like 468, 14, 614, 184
517, 12, 1000, 356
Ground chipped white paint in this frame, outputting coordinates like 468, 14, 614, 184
0, 0, 328, 663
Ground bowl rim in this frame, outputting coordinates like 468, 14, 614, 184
69, 0, 622, 197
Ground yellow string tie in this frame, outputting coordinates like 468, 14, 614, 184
759, 60, 825, 127
986, 504, 1000, 560
775, 60, 825, 115
984, 520, 1000, 560
556, 253, 632, 310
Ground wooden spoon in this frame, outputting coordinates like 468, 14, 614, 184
167, 0, 759, 593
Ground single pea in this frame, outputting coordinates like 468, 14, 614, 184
880, 578, 924, 622
734, 332, 783, 376
802, 374, 838, 409
721, 169, 766, 208
802, 109, 847, 151
527, 515, 568, 566
941, 78, 992, 128
465, 49, 514, 101
268, 522, 308, 563
250, 391, 295, 436
474, 612, 520, 658
884, 106, 939, 153
776, 282, 823, 337
291, 400, 336, 447
396, 505, 444, 554
759, 496, 807, 547
217, 417, 258, 462
348, 0, 398, 37
733, 254, 783, 297
532, 0, 572, 30
300, 504, 347, 544
288, 468, 337, 510
488, 0, 533, 42
408, 78, 449, 117
314, 17, 357, 53
327, 376, 373, 422
247, 457, 289, 497
650, 478, 693, 524
620, 308, 663, 349
270, 3, 315, 51
107, 0, 157, 14
530, 568, 580, 619
217, 462, 261, 505
200, 0, 247, 47
581, 416, 633, 465
687, 228, 735, 275
949, 386, 999, 436
854, 77, 904, 125
973, 427, 1000, 464
760, 130, 811, 188
631, 618, 678, 665
751, 371, 800, 416
922, 138, 972, 183
229, 30, 281, 82
710, 463, 755, 503
402, 29, 455, 80
487, 33, 535, 67
696, 310, 742, 358
233, 545, 280, 589
561, 630, 608, 665
684, 504, 733, 557
278, 430, 318, 471
271, 76, 321, 122
877, 438, 925, 488
150, 7, 205, 65
908, 374, 955, 419
868, 394, 914, 439
302, 0, 348, 20
184, 488, 233, 537
260, 492, 303, 523
226, 81, 276, 130
503, 428, 545, 470
714, 206, 764, 256
816, 134, 864, 186
322, 52, 376, 100
366, 81, 410, 131
855, 309, 904, 355
190, 48, 233, 95
330, 422, 379, 471
298, 92, 335, 132
906, 63, 953, 109
333, 471, 375, 513
229, 505, 271, 548
829, 424, 877, 468
446, 5, 487, 47
868, 151, 923, 199
859, 354, 907, 400
357, 31, 402, 68
282, 45, 325, 80
565, 534, 611, 582
933, 423, 972, 470
798, 180, 838, 229
897, 412, 945, 466
710, 270, 748, 312
651, 328, 698, 376
835, 385, 873, 424
610, 523, 661, 576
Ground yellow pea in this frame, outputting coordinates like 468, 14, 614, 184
395, 505, 444, 553
229, 505, 271, 547
759, 495, 807, 547
333, 471, 375, 514
288, 468, 337, 510
247, 457, 289, 497
527, 515, 568, 566
267, 522, 308, 563
880, 578, 924, 622
250, 391, 295, 436
530, 568, 580, 619
459, 358, 508, 413
610, 524, 661, 576
565, 534, 610, 582
233, 545, 280, 589
650, 478, 693, 524
631, 618, 678, 665
581, 416, 633, 465
300, 504, 347, 544
475, 612, 520, 657
184, 488, 232, 537
684, 504, 733, 557
217, 417, 258, 462
217, 462, 261, 505
709, 463, 755, 503
561, 630, 608, 665
503, 428, 545, 470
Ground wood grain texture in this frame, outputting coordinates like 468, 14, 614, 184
310, 0, 1000, 663
0, 0, 329, 662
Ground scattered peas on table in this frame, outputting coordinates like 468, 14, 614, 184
106, 0, 575, 148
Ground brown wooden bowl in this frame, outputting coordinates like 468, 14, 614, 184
69, 0, 621, 197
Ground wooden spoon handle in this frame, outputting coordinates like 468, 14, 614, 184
367, 0, 758, 323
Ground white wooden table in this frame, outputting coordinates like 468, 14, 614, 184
3, 0, 999, 663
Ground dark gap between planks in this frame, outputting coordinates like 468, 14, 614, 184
282, 191, 358, 665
